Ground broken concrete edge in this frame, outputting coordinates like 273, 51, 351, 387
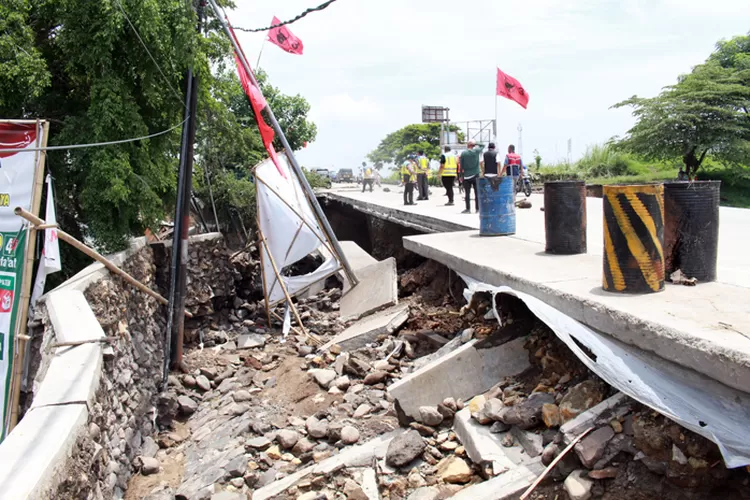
402, 236, 750, 394
561, 393, 629, 443
340, 257, 399, 322
320, 192, 470, 234
387, 337, 530, 420
450, 461, 543, 500
0, 237, 152, 498
321, 304, 409, 352
251, 429, 400, 500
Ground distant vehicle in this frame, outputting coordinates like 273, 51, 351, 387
329, 171, 338, 182
314, 168, 332, 188
339, 168, 354, 183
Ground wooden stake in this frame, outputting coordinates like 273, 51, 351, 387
256, 212, 272, 330
13, 208, 192, 318
258, 233, 316, 344
8, 121, 48, 430
519, 427, 594, 500
50, 337, 117, 349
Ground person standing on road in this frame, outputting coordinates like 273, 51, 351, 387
401, 155, 417, 206
459, 140, 483, 213
504, 144, 524, 181
439, 146, 457, 206
362, 164, 375, 192
416, 150, 430, 201
482, 142, 500, 177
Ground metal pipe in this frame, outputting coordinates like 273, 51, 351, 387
207, 0, 359, 287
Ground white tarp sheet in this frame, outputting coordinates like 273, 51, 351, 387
460, 274, 750, 468
255, 155, 340, 305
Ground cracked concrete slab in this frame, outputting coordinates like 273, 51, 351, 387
322, 304, 409, 351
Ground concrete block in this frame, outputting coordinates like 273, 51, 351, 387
0, 404, 88, 499
31, 343, 102, 409
322, 304, 409, 351
453, 408, 517, 475
340, 241, 378, 272
340, 257, 398, 321
449, 461, 543, 500
561, 393, 629, 443
45, 290, 106, 343
510, 427, 544, 457
388, 337, 530, 419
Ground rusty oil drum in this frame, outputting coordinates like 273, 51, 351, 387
663, 181, 720, 282
544, 181, 587, 254
602, 184, 665, 293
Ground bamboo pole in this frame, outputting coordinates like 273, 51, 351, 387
268, 222, 304, 299
258, 232, 317, 344
256, 212, 272, 330
13, 208, 192, 318
8, 121, 47, 430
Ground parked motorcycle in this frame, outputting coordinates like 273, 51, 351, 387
516, 174, 532, 197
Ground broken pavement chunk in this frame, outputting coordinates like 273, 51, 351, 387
322, 304, 409, 352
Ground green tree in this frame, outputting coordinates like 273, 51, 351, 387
367, 123, 463, 168
614, 33, 750, 177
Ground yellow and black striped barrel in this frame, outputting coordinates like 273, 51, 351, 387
602, 184, 665, 293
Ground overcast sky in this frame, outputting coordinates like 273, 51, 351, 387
228, 0, 750, 170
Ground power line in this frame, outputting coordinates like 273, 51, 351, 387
112, 0, 184, 103
231, 0, 340, 32
0, 118, 188, 154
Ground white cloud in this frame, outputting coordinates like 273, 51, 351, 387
313, 94, 384, 122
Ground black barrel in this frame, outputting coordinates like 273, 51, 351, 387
602, 184, 664, 294
663, 181, 720, 282
544, 181, 587, 254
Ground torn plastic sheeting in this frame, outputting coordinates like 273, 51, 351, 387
459, 273, 750, 468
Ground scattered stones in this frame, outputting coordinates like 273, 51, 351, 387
266, 445, 282, 460
461, 328, 474, 343
489, 421, 510, 434
226, 455, 247, 477
354, 403, 373, 418
140, 437, 159, 458
247, 436, 271, 450
410, 422, 436, 437
419, 406, 444, 427
182, 374, 197, 388
293, 437, 316, 454
442, 397, 457, 412
564, 469, 593, 500
195, 375, 211, 392
589, 467, 619, 480
309, 369, 337, 389
333, 375, 351, 390
559, 381, 605, 423
436, 456, 473, 484
139, 457, 160, 475
276, 429, 300, 449
501, 434, 514, 447
340, 426, 360, 445
306, 416, 330, 439
439, 441, 459, 452
542, 442, 560, 466
483, 398, 505, 421
233, 390, 253, 402
177, 395, 198, 416
386, 430, 426, 468
542, 403, 562, 428
345, 357, 371, 378
672, 444, 688, 465
467, 395, 486, 414
575, 426, 615, 468
364, 370, 388, 385
343, 479, 368, 500
498, 392, 555, 429
437, 403, 456, 421
510, 427, 544, 457
237, 333, 266, 349
610, 420, 623, 434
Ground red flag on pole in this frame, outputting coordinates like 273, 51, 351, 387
268, 17, 304, 55
228, 23, 286, 178
496, 68, 529, 109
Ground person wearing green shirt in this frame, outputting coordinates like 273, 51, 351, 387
459, 140, 484, 213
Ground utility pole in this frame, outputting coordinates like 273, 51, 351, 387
164, 1, 202, 383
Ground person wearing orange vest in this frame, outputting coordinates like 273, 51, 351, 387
504, 144, 524, 180
439, 146, 457, 206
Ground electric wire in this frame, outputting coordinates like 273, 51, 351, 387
231, 0, 339, 32
0, 117, 188, 154
112, 0, 185, 103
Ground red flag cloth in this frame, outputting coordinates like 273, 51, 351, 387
228, 23, 286, 178
268, 17, 304, 55
496, 68, 529, 109
0, 123, 37, 158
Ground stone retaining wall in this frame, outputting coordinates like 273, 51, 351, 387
0, 232, 230, 499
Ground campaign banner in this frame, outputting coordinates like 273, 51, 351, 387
0, 121, 42, 439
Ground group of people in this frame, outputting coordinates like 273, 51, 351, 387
400, 143, 526, 211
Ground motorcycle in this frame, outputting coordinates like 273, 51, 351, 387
516, 174, 532, 197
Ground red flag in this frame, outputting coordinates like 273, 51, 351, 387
496, 68, 529, 109
268, 17, 304, 55
228, 23, 286, 178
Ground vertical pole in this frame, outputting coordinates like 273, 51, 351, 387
493, 96, 498, 143
207, 0, 358, 288
8, 120, 48, 430
256, 36, 268, 69
204, 167, 220, 231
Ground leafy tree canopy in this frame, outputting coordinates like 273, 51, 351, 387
613, 32, 750, 177
367, 123, 463, 169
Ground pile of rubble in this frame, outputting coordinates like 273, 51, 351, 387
125, 256, 750, 500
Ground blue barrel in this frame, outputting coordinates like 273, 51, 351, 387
478, 177, 516, 236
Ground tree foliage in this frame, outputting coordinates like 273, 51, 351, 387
614, 33, 750, 177
0, 0, 317, 257
367, 123, 463, 168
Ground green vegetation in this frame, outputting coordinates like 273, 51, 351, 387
614, 32, 750, 178
0, 0, 316, 267
367, 123, 463, 168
